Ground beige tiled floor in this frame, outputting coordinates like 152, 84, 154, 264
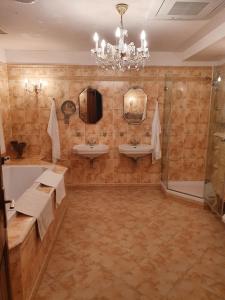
34, 188, 225, 300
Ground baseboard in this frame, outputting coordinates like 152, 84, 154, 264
67, 183, 161, 190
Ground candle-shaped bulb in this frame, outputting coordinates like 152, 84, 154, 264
39, 79, 43, 89
101, 39, 106, 56
24, 78, 28, 90
115, 27, 121, 38
124, 43, 128, 53
101, 39, 106, 47
140, 30, 146, 40
140, 30, 146, 50
93, 32, 99, 51
144, 40, 148, 48
93, 32, 99, 42
218, 75, 222, 82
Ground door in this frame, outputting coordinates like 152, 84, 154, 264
0, 157, 11, 300
204, 75, 225, 215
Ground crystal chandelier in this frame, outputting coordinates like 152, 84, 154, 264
91, 3, 150, 71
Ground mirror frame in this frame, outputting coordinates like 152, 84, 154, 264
78, 87, 103, 124
123, 88, 148, 125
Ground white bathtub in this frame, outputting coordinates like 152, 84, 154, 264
3, 165, 49, 220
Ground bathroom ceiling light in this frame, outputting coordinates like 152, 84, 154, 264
91, 3, 150, 71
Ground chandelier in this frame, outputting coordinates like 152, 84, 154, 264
91, 3, 150, 71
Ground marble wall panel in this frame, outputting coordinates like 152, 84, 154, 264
6, 65, 212, 185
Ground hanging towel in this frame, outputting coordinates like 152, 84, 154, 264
15, 188, 54, 240
151, 100, 161, 162
35, 169, 66, 207
47, 99, 61, 163
0, 111, 6, 154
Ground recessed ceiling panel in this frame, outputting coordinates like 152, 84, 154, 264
168, 2, 208, 15
155, 0, 225, 20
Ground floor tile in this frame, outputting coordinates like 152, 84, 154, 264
34, 188, 225, 300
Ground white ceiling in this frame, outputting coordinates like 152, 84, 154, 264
0, 0, 225, 65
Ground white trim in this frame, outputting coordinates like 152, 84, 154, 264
183, 21, 225, 61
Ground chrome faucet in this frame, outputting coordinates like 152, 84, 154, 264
87, 138, 96, 146
130, 138, 139, 146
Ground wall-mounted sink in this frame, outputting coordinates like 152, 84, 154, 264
119, 144, 153, 160
73, 144, 109, 160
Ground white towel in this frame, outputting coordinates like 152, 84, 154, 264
47, 100, 61, 163
15, 189, 54, 240
35, 169, 66, 207
0, 111, 6, 154
151, 101, 161, 162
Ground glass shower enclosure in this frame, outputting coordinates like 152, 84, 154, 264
204, 68, 225, 216
162, 73, 212, 199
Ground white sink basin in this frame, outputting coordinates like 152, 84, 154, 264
73, 144, 109, 159
119, 144, 153, 160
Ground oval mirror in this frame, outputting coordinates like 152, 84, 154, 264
79, 88, 103, 124
123, 88, 147, 124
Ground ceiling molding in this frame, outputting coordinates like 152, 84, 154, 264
182, 21, 225, 61
4, 49, 216, 66
214, 57, 225, 66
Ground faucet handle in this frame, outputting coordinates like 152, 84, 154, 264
87, 138, 96, 146
130, 138, 139, 146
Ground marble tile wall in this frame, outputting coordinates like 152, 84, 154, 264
6, 65, 212, 185
0, 63, 12, 152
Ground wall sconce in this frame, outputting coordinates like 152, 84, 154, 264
24, 79, 47, 95
212, 74, 222, 87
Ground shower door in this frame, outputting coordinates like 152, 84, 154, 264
162, 74, 212, 198
204, 72, 225, 216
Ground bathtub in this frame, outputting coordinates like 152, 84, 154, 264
5, 162, 68, 300
3, 165, 49, 221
